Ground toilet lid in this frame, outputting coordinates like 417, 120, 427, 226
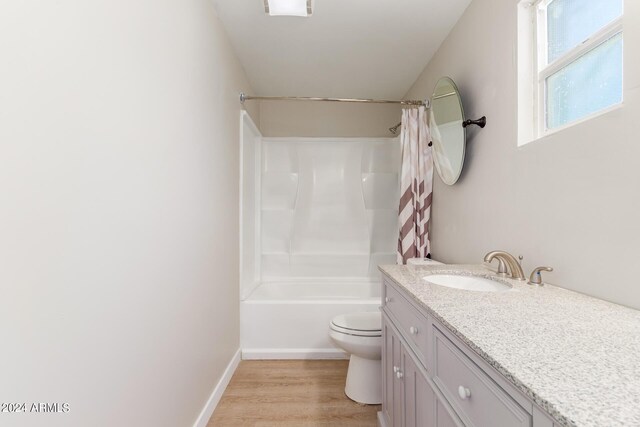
330, 312, 381, 337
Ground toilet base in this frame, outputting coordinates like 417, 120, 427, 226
344, 354, 382, 405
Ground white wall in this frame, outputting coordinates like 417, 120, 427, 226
405, 0, 640, 309
0, 1, 257, 426
259, 100, 402, 137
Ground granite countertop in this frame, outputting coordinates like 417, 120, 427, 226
379, 264, 640, 427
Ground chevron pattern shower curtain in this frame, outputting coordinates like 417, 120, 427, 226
397, 106, 433, 264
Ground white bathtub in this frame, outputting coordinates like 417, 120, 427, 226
240, 279, 381, 360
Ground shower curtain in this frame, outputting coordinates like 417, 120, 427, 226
397, 106, 433, 264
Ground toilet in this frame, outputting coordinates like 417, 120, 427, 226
329, 311, 382, 404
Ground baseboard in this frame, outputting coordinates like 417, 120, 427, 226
193, 348, 241, 427
242, 348, 349, 360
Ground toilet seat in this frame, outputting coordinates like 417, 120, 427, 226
330, 312, 381, 337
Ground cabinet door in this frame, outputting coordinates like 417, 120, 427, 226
382, 317, 403, 426
393, 332, 403, 427
402, 345, 435, 427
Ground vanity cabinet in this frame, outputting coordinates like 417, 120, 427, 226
380, 276, 542, 427
432, 328, 530, 427
382, 317, 402, 426
382, 316, 438, 427
402, 344, 435, 427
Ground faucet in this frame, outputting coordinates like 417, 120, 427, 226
483, 250, 526, 281
528, 266, 553, 286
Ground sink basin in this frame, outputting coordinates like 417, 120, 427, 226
423, 274, 511, 292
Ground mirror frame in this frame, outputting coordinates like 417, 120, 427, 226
429, 76, 466, 186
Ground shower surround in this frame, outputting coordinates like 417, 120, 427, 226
240, 119, 400, 358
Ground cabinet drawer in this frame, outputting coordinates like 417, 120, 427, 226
436, 399, 460, 427
433, 327, 531, 427
383, 281, 431, 368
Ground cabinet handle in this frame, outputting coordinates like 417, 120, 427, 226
385, 297, 391, 303
458, 386, 471, 400
409, 326, 418, 335
396, 370, 403, 380
393, 365, 398, 373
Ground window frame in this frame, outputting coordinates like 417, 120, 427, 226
532, 0, 624, 137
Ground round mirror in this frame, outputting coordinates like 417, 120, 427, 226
428, 77, 465, 185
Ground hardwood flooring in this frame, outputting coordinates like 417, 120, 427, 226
208, 360, 380, 426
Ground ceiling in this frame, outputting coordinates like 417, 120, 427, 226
212, 0, 471, 99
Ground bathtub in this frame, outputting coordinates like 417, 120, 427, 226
240, 279, 381, 360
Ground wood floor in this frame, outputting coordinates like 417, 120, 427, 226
208, 360, 380, 427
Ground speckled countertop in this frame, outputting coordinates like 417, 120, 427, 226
379, 264, 640, 427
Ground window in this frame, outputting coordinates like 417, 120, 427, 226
518, 0, 623, 143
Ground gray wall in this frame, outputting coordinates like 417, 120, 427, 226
259, 100, 402, 137
406, 0, 640, 309
0, 0, 256, 425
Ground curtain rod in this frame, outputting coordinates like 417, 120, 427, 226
239, 92, 428, 107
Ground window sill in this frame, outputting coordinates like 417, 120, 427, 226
518, 102, 624, 147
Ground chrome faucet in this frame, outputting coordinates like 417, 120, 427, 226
483, 250, 526, 281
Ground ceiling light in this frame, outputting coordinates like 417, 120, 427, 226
264, 0, 312, 17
